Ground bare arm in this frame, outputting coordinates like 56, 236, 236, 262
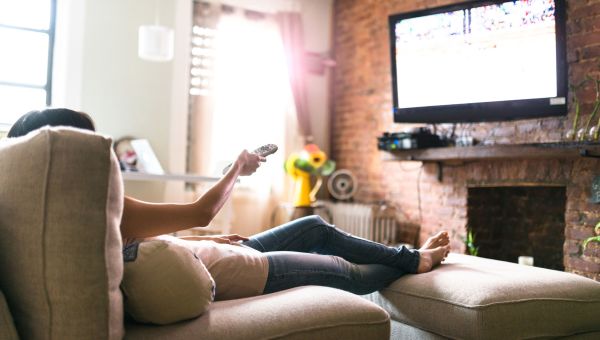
178, 234, 249, 244
120, 150, 265, 239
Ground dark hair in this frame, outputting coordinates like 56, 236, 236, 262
7, 108, 96, 138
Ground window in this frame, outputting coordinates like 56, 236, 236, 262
0, 0, 56, 130
187, 4, 294, 190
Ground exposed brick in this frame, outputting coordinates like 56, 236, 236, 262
568, 2, 600, 21
333, 0, 600, 280
583, 241, 600, 258
566, 225, 596, 240
564, 240, 582, 256
567, 269, 600, 281
570, 16, 600, 39
566, 256, 600, 272
581, 44, 600, 60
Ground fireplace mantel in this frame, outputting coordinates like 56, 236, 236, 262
382, 142, 600, 162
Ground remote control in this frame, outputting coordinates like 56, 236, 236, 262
222, 144, 278, 174
251, 144, 278, 157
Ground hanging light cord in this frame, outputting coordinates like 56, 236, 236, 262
154, 0, 160, 25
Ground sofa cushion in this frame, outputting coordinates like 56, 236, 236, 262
125, 285, 390, 340
121, 240, 215, 325
0, 290, 19, 340
364, 253, 600, 339
0, 127, 124, 339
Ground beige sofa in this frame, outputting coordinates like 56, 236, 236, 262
1, 128, 600, 340
0, 128, 389, 340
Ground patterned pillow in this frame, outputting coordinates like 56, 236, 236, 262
121, 240, 215, 325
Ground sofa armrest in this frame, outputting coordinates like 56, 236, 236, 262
0, 128, 124, 339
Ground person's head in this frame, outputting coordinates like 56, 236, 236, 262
7, 108, 95, 138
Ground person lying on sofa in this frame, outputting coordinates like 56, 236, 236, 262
8, 108, 450, 301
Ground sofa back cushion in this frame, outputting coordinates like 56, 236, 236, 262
0, 127, 124, 339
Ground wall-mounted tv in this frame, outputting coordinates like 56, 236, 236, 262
389, 0, 567, 123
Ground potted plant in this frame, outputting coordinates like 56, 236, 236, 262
568, 61, 600, 141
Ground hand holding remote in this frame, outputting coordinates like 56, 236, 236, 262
222, 144, 278, 175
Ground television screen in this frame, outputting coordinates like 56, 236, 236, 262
389, 0, 567, 123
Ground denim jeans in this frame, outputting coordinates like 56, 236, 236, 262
242, 215, 420, 295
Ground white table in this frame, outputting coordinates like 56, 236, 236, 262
121, 171, 222, 183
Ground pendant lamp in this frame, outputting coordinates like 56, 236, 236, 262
138, 0, 174, 62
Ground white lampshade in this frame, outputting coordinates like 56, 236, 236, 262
138, 25, 174, 62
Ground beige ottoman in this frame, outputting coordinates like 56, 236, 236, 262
365, 253, 600, 339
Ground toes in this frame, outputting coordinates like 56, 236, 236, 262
422, 231, 451, 251
433, 231, 446, 239
439, 231, 450, 246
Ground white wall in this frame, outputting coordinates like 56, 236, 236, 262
54, 0, 185, 201
81, 0, 177, 200
301, 0, 333, 154
53, 0, 332, 202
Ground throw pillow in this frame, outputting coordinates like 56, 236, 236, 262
121, 240, 215, 325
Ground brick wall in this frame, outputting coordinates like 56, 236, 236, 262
332, 0, 600, 280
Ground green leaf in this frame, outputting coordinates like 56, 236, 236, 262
467, 230, 475, 244
595, 221, 600, 234
319, 160, 336, 176
465, 229, 478, 256
583, 236, 600, 250
294, 158, 314, 173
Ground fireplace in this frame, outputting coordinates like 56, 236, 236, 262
467, 186, 566, 270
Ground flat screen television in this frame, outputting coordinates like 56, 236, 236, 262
389, 0, 567, 123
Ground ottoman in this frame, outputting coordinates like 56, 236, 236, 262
364, 253, 600, 339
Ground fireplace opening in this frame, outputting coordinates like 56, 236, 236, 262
467, 186, 566, 271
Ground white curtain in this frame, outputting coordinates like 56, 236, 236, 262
190, 7, 301, 236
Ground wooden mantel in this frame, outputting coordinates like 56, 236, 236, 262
382, 142, 600, 162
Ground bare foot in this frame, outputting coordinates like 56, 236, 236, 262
420, 231, 450, 250
417, 245, 450, 273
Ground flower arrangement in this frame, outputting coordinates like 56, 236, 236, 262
284, 144, 336, 207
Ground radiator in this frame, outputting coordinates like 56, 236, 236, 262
322, 202, 398, 246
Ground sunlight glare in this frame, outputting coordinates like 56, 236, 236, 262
210, 14, 293, 191
0, 0, 51, 30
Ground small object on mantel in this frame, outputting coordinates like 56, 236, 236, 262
518, 256, 534, 266
591, 176, 600, 204
455, 135, 476, 147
